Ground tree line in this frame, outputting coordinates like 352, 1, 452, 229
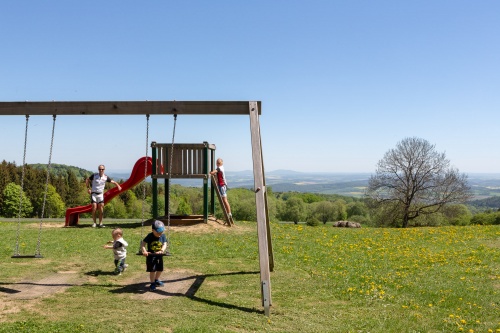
1, 157, 499, 227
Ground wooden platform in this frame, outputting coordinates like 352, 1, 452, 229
144, 215, 207, 226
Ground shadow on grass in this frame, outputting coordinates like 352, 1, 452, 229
1, 271, 264, 314
85, 270, 120, 276
0, 281, 75, 295
0, 286, 21, 294
109, 270, 263, 314
69, 222, 144, 229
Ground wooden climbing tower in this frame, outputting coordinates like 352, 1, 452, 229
151, 141, 232, 226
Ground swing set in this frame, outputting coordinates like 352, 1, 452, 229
0, 101, 273, 316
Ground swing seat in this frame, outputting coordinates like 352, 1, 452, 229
11, 254, 44, 259
135, 251, 172, 257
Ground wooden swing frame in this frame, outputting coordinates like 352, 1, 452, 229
0, 100, 273, 316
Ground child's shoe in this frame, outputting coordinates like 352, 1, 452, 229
149, 283, 156, 291
155, 280, 164, 287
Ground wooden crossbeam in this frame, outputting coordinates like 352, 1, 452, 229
0, 101, 261, 115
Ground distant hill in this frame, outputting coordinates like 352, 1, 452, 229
468, 196, 500, 210
29, 163, 91, 180
27, 164, 500, 200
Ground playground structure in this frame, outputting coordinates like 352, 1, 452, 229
65, 142, 232, 227
150, 141, 234, 226
0, 101, 273, 316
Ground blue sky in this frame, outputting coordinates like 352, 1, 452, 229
1, 1, 499, 174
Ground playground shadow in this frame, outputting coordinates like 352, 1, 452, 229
70, 222, 144, 229
109, 270, 263, 314
85, 270, 120, 277
0, 286, 21, 294
0, 273, 79, 299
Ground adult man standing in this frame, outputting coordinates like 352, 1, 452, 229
86, 164, 122, 228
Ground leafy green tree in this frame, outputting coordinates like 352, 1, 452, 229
151, 196, 165, 218
22, 166, 45, 217
264, 186, 279, 222
411, 210, 446, 227
65, 170, 84, 207
347, 201, 368, 218
104, 198, 127, 218
132, 182, 152, 201
176, 197, 192, 215
228, 188, 257, 222
299, 193, 323, 204
306, 215, 321, 226
314, 201, 336, 224
1, 182, 33, 217
348, 214, 371, 225
52, 174, 67, 204
281, 197, 306, 224
333, 199, 348, 221
119, 190, 136, 207
441, 204, 471, 226
129, 198, 151, 219
37, 184, 65, 218
0, 161, 17, 208
470, 211, 500, 225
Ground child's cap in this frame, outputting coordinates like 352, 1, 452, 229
153, 220, 165, 233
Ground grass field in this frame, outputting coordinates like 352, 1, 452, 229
0, 218, 499, 333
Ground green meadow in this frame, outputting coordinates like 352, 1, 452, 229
0, 219, 499, 333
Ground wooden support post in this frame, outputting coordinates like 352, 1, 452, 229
203, 142, 209, 223
210, 148, 216, 215
249, 101, 273, 315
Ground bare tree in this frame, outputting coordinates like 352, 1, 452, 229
366, 137, 472, 228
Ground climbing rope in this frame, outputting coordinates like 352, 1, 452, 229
35, 114, 57, 257
13, 115, 30, 257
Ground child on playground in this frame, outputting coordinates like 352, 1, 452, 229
210, 157, 232, 219
140, 220, 168, 291
103, 228, 128, 275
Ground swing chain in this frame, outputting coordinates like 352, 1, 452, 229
14, 115, 30, 257
166, 114, 177, 251
35, 114, 56, 257
140, 114, 150, 244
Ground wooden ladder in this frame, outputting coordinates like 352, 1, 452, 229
211, 174, 234, 226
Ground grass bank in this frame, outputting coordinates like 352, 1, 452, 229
1, 219, 499, 332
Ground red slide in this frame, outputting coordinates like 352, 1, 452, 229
65, 156, 153, 226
